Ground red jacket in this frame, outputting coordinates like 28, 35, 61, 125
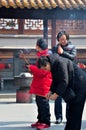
28, 65, 52, 97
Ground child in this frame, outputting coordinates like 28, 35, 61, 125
26, 38, 52, 129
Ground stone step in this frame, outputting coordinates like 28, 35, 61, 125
0, 90, 16, 99
0, 93, 16, 99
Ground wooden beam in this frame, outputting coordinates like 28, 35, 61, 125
51, 18, 56, 48
18, 19, 24, 34
43, 19, 48, 43
0, 7, 86, 20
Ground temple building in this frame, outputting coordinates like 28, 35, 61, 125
0, 0, 86, 90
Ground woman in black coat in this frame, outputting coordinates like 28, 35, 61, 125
52, 31, 77, 123
37, 53, 86, 130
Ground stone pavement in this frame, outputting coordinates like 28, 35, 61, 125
0, 96, 86, 130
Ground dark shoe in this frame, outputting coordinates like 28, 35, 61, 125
36, 123, 50, 129
55, 118, 62, 124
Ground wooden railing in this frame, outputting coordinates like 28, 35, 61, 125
77, 49, 86, 61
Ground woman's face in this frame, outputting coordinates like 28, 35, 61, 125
41, 63, 51, 71
59, 35, 68, 46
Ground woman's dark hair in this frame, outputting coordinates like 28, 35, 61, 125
37, 56, 49, 68
36, 38, 48, 50
57, 31, 69, 41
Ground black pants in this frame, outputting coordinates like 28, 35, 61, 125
36, 95, 51, 125
54, 96, 62, 120
55, 96, 70, 121
65, 97, 86, 130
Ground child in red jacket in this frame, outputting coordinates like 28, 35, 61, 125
25, 38, 52, 129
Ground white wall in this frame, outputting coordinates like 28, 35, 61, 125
0, 35, 86, 49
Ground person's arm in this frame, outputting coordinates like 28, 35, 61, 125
50, 60, 76, 102
46, 61, 68, 100
62, 46, 77, 61
52, 61, 69, 96
52, 45, 58, 53
28, 65, 50, 78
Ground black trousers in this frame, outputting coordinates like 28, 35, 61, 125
65, 97, 86, 130
36, 95, 51, 125
54, 96, 69, 120
54, 96, 62, 120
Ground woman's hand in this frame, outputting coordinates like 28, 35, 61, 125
49, 93, 59, 100
58, 45, 63, 54
45, 91, 52, 99
46, 92, 59, 100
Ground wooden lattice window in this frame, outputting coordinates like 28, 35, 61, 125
24, 19, 43, 35
0, 19, 18, 34
0, 19, 86, 35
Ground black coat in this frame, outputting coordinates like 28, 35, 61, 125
48, 54, 86, 103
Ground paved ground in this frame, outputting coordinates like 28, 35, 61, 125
0, 96, 86, 130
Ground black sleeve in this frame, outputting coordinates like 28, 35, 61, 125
52, 45, 58, 53
50, 60, 69, 96
61, 46, 77, 61
50, 60, 76, 102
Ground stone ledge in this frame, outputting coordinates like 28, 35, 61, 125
0, 93, 16, 99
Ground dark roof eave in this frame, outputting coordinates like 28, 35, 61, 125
0, 7, 86, 20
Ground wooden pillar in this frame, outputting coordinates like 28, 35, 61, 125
43, 19, 48, 43
18, 19, 24, 34
51, 18, 56, 48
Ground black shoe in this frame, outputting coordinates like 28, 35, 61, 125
55, 118, 62, 124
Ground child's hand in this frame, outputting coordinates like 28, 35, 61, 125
25, 63, 29, 69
